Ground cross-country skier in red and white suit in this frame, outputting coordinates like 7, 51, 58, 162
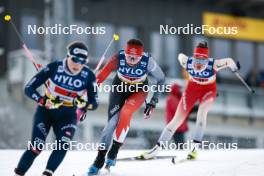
141, 41, 240, 160
87, 39, 165, 175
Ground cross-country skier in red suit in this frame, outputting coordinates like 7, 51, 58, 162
87, 39, 165, 175
141, 41, 240, 160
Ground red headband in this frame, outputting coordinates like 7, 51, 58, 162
125, 44, 143, 56
194, 47, 209, 58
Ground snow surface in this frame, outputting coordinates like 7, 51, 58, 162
1, 149, 264, 176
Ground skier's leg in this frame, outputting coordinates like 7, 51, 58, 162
43, 107, 77, 175
105, 140, 122, 169
15, 106, 51, 176
113, 91, 148, 144
188, 89, 216, 160
158, 90, 197, 146
193, 91, 216, 142
89, 89, 127, 173
141, 84, 198, 159
100, 89, 127, 150
173, 132, 185, 149
106, 91, 147, 165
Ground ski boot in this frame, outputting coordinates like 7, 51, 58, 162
14, 168, 24, 176
105, 159, 116, 170
88, 166, 100, 176
187, 148, 198, 160
42, 169, 53, 176
140, 144, 160, 160
187, 140, 201, 160
88, 150, 107, 175
105, 140, 121, 170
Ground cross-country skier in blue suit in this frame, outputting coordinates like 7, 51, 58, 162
14, 41, 98, 176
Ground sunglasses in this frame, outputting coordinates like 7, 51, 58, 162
71, 56, 87, 65
125, 54, 142, 63
193, 58, 208, 65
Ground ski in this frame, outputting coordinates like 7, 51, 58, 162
171, 157, 195, 165
116, 155, 177, 161
74, 169, 110, 176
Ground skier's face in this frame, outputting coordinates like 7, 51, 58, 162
125, 53, 142, 66
193, 57, 208, 71
67, 57, 85, 74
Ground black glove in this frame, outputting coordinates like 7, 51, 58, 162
231, 61, 241, 72
144, 97, 158, 119
236, 61, 240, 71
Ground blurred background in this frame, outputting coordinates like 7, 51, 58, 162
0, 0, 264, 150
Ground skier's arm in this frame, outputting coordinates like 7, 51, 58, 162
85, 72, 98, 111
143, 57, 165, 117
148, 57, 165, 101
214, 58, 239, 72
178, 53, 188, 69
24, 62, 56, 103
96, 54, 118, 84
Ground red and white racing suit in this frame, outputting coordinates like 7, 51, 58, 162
157, 53, 238, 144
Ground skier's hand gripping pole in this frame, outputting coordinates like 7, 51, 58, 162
74, 95, 96, 122
144, 97, 158, 119
39, 95, 64, 109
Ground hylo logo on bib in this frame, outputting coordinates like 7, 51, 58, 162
119, 67, 144, 75
54, 75, 83, 88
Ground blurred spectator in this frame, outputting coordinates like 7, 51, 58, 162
165, 84, 188, 148
246, 69, 264, 88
